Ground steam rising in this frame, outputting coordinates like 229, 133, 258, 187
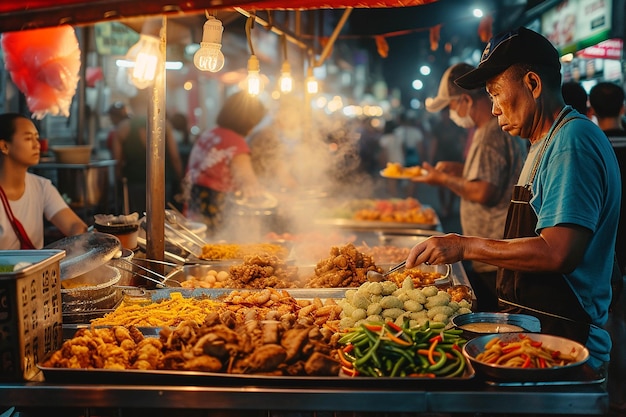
210, 99, 377, 254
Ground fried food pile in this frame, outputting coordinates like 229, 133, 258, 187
227, 254, 300, 288
386, 268, 444, 288
90, 292, 222, 327
200, 243, 288, 260
43, 300, 341, 376
305, 243, 382, 288
381, 162, 424, 178
354, 198, 436, 224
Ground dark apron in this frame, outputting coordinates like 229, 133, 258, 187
496, 108, 592, 346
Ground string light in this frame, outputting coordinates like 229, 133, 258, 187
125, 33, 161, 89
278, 35, 293, 94
306, 66, 318, 95
193, 13, 225, 72
247, 55, 262, 96
245, 16, 263, 96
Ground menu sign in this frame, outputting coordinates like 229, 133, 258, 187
541, 0, 612, 54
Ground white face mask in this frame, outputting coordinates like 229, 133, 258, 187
449, 101, 475, 129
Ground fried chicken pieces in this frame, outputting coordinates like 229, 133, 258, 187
306, 243, 382, 288
43, 312, 340, 376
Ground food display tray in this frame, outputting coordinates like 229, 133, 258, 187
37, 363, 475, 388
315, 218, 440, 231
483, 364, 605, 387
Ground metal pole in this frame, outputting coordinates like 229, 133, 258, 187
145, 15, 167, 278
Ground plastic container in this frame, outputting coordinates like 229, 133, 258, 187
51, 145, 93, 164
0, 250, 65, 381
94, 222, 139, 250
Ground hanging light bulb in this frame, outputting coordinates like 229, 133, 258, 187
277, 35, 293, 94
278, 61, 293, 94
246, 54, 262, 96
306, 66, 319, 95
193, 15, 225, 72
125, 33, 161, 89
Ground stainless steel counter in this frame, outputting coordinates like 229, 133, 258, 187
0, 381, 608, 415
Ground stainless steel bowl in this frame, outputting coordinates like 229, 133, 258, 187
451, 312, 541, 339
463, 332, 589, 381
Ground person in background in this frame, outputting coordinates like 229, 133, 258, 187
185, 91, 267, 234
0, 113, 87, 249
105, 102, 129, 156
561, 81, 589, 115
379, 118, 404, 197
394, 112, 425, 168
588, 81, 626, 276
356, 117, 383, 179
111, 115, 184, 215
428, 110, 467, 218
414, 63, 528, 312
407, 27, 620, 372
588, 81, 626, 416
248, 97, 301, 192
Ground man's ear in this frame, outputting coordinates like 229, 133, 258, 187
525, 71, 541, 99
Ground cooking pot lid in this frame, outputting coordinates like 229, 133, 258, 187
45, 232, 121, 280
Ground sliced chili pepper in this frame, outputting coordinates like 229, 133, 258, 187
337, 349, 355, 368
538, 357, 546, 368
341, 365, 358, 377
551, 350, 561, 359
429, 334, 443, 343
521, 354, 532, 368
385, 330, 413, 346
530, 341, 543, 348
502, 346, 521, 354
427, 337, 440, 365
386, 321, 403, 333
343, 344, 355, 354
363, 324, 383, 332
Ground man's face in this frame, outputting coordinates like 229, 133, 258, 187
486, 67, 536, 139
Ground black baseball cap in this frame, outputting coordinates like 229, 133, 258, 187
455, 27, 561, 89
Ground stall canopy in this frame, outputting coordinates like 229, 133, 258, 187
0, 0, 438, 33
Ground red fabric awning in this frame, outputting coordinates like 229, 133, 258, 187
0, 0, 437, 33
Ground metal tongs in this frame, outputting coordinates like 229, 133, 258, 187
113, 252, 182, 288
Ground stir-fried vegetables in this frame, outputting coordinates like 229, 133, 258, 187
337, 320, 467, 378
476, 334, 580, 368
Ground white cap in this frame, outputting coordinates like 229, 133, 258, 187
425, 63, 475, 113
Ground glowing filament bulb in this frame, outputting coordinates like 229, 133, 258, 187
125, 34, 161, 89
306, 67, 318, 95
247, 55, 262, 96
278, 61, 293, 93
194, 16, 225, 72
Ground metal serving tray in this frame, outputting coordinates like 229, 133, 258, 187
37, 362, 475, 388
315, 218, 439, 231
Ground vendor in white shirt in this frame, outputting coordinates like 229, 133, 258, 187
0, 113, 87, 249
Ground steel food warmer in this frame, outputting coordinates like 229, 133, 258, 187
0, 235, 609, 416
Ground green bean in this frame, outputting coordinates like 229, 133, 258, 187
391, 356, 407, 377
427, 347, 448, 371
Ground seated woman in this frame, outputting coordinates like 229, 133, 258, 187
0, 113, 87, 249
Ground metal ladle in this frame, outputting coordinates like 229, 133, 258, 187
366, 261, 406, 282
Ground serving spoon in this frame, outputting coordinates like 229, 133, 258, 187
366, 261, 406, 282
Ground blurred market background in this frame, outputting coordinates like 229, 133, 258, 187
0, 0, 623, 237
